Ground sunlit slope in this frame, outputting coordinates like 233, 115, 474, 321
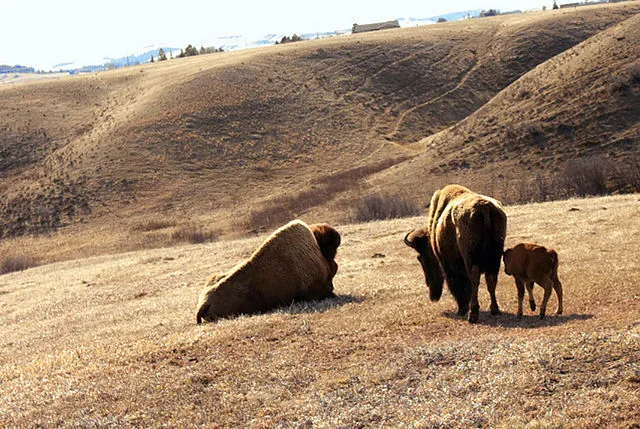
376, 11, 640, 199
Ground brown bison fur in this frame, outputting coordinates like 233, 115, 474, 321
503, 243, 563, 319
310, 222, 341, 278
196, 220, 340, 324
404, 184, 507, 323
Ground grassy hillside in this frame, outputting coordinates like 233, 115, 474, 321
1, 194, 639, 427
1, 2, 640, 258
378, 10, 640, 203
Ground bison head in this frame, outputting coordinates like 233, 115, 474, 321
310, 223, 341, 263
404, 229, 444, 301
311, 223, 341, 289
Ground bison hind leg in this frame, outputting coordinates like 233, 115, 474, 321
445, 271, 471, 317
525, 281, 536, 311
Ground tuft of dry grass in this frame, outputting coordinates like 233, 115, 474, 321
130, 218, 177, 232
170, 224, 218, 244
354, 193, 422, 222
0, 253, 39, 275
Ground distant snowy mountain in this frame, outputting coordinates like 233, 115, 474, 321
104, 46, 179, 68
397, 9, 483, 26
42, 10, 485, 72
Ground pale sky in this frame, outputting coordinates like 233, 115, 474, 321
1, 0, 549, 70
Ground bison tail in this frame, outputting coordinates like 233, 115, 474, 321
549, 249, 559, 271
472, 204, 503, 275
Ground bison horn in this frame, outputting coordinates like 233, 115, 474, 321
404, 231, 415, 248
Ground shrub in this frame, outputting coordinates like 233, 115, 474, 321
355, 194, 422, 222
170, 225, 218, 244
131, 219, 177, 232
610, 155, 640, 193
562, 156, 610, 197
1, 254, 39, 275
245, 158, 409, 230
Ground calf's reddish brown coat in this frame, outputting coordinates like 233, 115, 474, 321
503, 243, 563, 319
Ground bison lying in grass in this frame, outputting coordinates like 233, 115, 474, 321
196, 220, 340, 324
503, 242, 563, 319
404, 184, 507, 323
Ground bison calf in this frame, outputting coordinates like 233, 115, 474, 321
503, 243, 563, 319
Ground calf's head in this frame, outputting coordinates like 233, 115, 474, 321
502, 248, 513, 276
404, 229, 445, 301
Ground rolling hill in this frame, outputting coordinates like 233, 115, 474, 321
376, 8, 640, 202
1, 1, 639, 262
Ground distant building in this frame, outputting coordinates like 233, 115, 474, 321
559, 2, 579, 7
352, 20, 400, 34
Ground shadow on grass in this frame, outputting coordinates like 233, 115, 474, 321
275, 293, 365, 316
442, 310, 594, 328
198, 294, 365, 325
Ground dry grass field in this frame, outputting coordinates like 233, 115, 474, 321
1, 194, 639, 427
2, 2, 640, 427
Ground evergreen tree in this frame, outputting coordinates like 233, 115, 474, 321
184, 44, 199, 56
553, 0, 559, 9
150, 55, 154, 63
158, 48, 167, 61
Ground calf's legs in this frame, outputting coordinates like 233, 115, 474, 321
552, 273, 563, 315
538, 277, 555, 319
515, 278, 536, 318
516, 278, 525, 318
525, 281, 536, 311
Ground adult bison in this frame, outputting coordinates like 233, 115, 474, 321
404, 185, 507, 323
196, 220, 340, 324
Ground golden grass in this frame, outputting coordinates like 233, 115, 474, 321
1, 194, 639, 427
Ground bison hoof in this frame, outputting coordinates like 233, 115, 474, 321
490, 305, 501, 316
539, 313, 546, 320
468, 312, 479, 324
530, 302, 536, 311
517, 313, 523, 320
457, 307, 468, 317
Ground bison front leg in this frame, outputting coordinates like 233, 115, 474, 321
468, 265, 481, 324
515, 278, 525, 319
486, 273, 501, 315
